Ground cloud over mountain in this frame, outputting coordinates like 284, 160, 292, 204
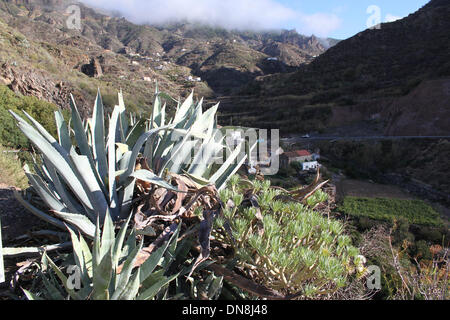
79, 0, 341, 37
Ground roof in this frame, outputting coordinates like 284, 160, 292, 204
283, 150, 312, 158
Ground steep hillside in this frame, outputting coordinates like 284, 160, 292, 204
220, 0, 450, 136
0, 0, 336, 113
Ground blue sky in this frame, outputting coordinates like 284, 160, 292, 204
277, 0, 430, 39
81, 0, 431, 39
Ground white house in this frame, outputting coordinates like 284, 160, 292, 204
302, 161, 320, 171
143, 77, 152, 82
186, 76, 202, 82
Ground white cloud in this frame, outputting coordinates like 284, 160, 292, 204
385, 14, 403, 23
79, 0, 341, 37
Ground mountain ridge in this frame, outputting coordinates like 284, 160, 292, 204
218, 0, 450, 136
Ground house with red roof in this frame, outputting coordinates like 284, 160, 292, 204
280, 149, 314, 168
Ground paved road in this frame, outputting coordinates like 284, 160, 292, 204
282, 135, 450, 142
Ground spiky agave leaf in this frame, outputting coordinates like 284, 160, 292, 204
27, 214, 181, 300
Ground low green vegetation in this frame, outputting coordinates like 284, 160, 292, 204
0, 85, 65, 149
340, 197, 443, 227
214, 176, 366, 298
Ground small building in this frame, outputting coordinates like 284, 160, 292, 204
267, 57, 278, 61
143, 77, 152, 82
302, 161, 320, 171
185, 75, 202, 82
280, 150, 313, 168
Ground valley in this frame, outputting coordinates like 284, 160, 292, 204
0, 0, 448, 302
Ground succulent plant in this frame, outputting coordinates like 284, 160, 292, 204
22, 212, 182, 300
10, 88, 252, 237
214, 176, 366, 298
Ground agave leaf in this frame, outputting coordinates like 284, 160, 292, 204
139, 225, 179, 283
107, 105, 120, 219
188, 138, 223, 178
24, 165, 67, 213
173, 90, 194, 124
55, 110, 71, 152
100, 210, 115, 259
66, 226, 91, 289
2, 244, 71, 257
70, 153, 108, 221
92, 218, 101, 269
52, 211, 96, 239
22, 289, 44, 300
92, 248, 113, 300
43, 156, 85, 215
150, 90, 162, 130
111, 239, 143, 300
10, 112, 94, 212
154, 103, 166, 127
207, 274, 224, 300
14, 190, 66, 231
117, 269, 141, 300
131, 170, 182, 192
125, 118, 147, 147
209, 140, 255, 190
118, 149, 135, 218
118, 90, 129, 142
191, 102, 218, 136
69, 95, 97, 178
45, 253, 83, 300
112, 214, 132, 267
167, 139, 198, 174
182, 171, 212, 187
119, 177, 136, 219
41, 275, 66, 300
121, 228, 137, 260
20, 110, 71, 162
91, 90, 109, 186
137, 273, 179, 301
120, 126, 174, 183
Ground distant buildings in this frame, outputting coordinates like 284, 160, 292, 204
281, 150, 313, 168
280, 149, 321, 171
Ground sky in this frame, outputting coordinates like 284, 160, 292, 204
80, 0, 431, 39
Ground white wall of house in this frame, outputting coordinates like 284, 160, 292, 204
303, 161, 319, 171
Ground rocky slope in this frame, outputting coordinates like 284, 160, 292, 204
0, 0, 335, 115
220, 0, 450, 136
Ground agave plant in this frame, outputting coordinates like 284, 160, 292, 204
23, 213, 183, 300
10, 88, 251, 237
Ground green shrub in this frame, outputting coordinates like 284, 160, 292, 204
214, 177, 366, 298
0, 85, 64, 148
